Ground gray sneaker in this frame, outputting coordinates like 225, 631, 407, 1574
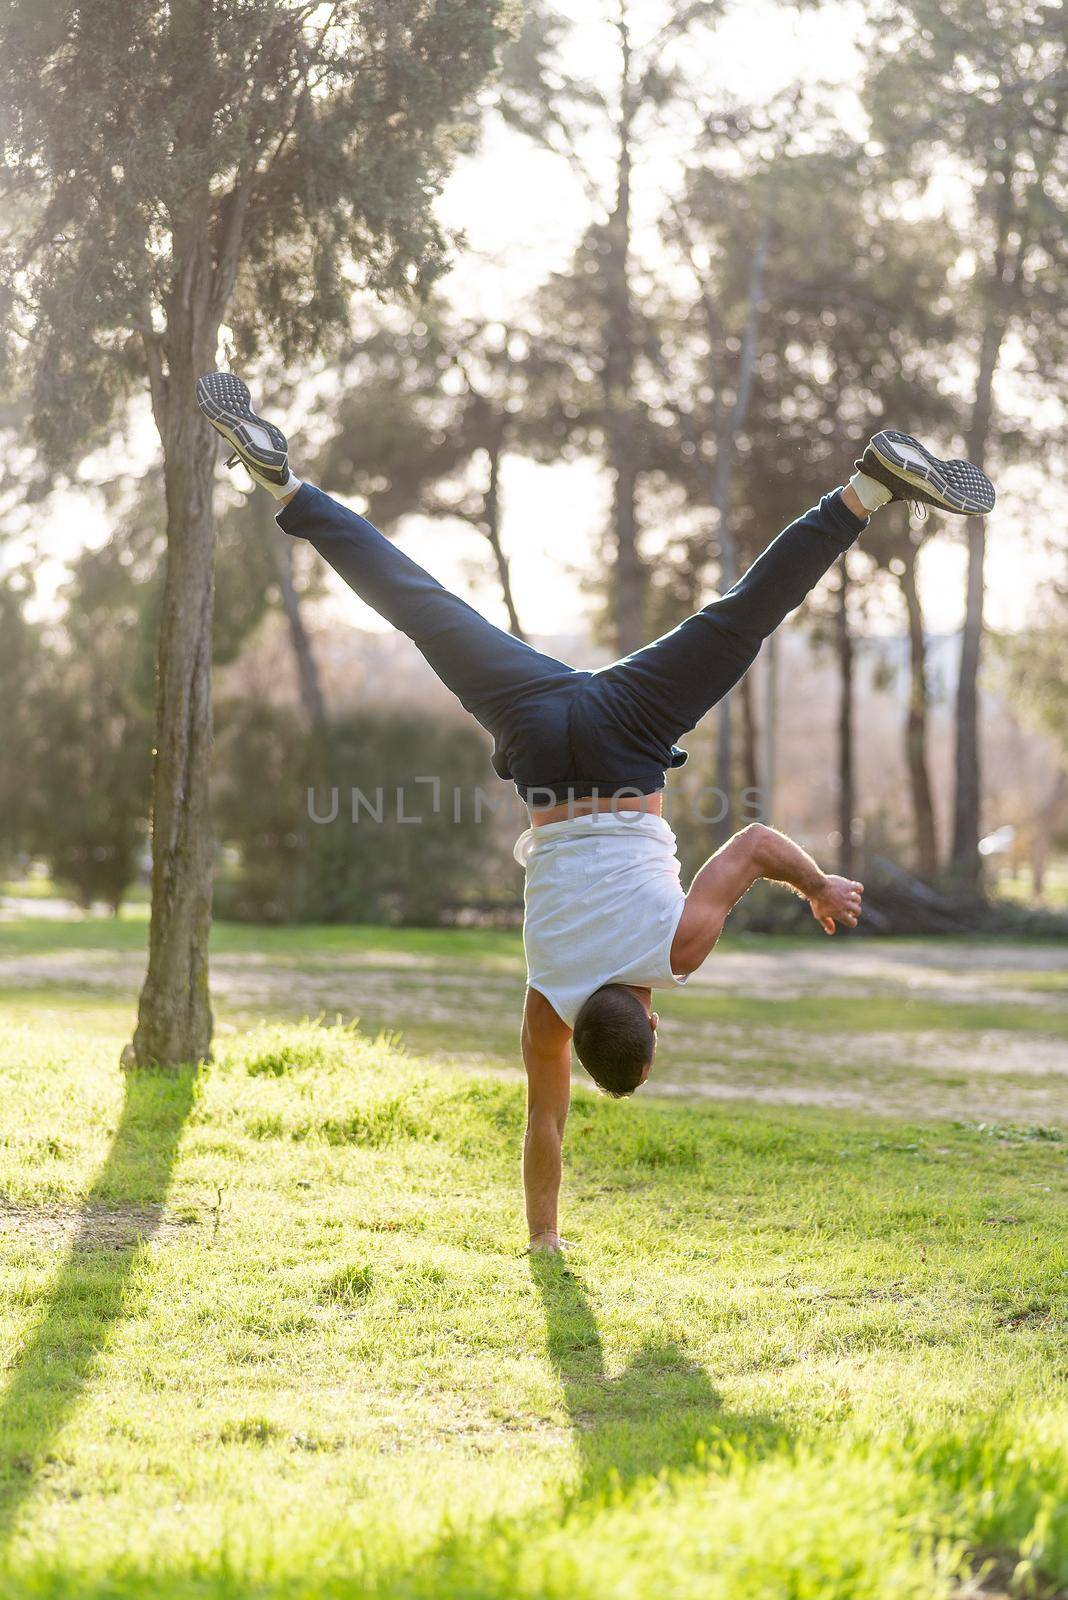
195, 372, 290, 489
855, 430, 995, 516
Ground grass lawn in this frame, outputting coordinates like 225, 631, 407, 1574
3, 912, 1065, 1123
0, 918, 1066, 1597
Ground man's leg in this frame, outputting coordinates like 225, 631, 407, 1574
594, 489, 865, 743
277, 483, 576, 733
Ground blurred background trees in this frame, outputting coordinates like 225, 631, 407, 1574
1, 0, 1065, 961
0, 0, 514, 1063
314, 313, 534, 638
867, 0, 1068, 888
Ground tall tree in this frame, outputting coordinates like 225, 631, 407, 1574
655, 106, 804, 836
834, 562, 856, 879
0, 0, 511, 1064
661, 165, 771, 836
998, 592, 1068, 897
519, 0, 722, 653
864, 517, 940, 879
867, 0, 1068, 887
648, 134, 961, 840
219, 483, 329, 731
315, 313, 532, 637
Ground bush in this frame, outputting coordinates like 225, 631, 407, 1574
213, 701, 518, 925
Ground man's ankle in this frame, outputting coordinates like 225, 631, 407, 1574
841, 481, 873, 521
264, 469, 302, 504
845, 470, 892, 516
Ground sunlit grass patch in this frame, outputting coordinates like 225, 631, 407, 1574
661, 986, 1068, 1037
0, 959, 1065, 1598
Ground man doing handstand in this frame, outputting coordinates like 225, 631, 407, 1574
197, 372, 995, 1252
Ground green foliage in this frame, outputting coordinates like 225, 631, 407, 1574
655, 132, 962, 595
517, 87, 967, 651
213, 699, 514, 924
997, 599, 1068, 757
313, 309, 534, 624
0, 0, 517, 462
20, 537, 157, 911
0, 571, 43, 874
319, 311, 523, 525
864, 0, 1068, 434
862, 0, 1068, 879
3, 479, 321, 912
212, 489, 284, 666
1, 0, 517, 1067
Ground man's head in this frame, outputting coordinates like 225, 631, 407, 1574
572, 984, 658, 1097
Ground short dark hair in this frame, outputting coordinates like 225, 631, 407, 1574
572, 984, 654, 1097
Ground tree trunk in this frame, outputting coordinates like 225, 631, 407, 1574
604, 9, 643, 654
739, 668, 760, 807
951, 500, 993, 888
836, 561, 855, 879
482, 437, 527, 640
263, 495, 328, 731
710, 213, 770, 843
131, 330, 218, 1067
713, 547, 737, 844
897, 545, 939, 880
709, 213, 769, 524
762, 633, 778, 823
1032, 770, 1067, 900
129, 2, 234, 1068
951, 175, 1012, 889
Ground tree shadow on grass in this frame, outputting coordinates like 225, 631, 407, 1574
0, 1065, 198, 1546
529, 1251, 789, 1504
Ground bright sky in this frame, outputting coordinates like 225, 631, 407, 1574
22, 0, 1061, 642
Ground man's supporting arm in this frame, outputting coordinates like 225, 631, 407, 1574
671, 823, 864, 976
521, 987, 572, 1253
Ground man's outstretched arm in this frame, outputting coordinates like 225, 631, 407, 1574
521, 987, 572, 1253
671, 823, 863, 976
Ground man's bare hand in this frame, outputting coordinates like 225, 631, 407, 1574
809, 875, 863, 934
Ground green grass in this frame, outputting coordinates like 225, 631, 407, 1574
998, 864, 1068, 911
0, 990, 1066, 1599
0, 912, 520, 960
665, 986, 1068, 1037
0, 917, 1066, 1595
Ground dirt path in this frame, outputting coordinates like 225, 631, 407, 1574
683, 940, 1067, 1008
3, 938, 1065, 1125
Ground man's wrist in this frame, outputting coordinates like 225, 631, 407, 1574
793, 870, 826, 903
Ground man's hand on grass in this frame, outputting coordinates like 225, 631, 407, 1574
528, 1231, 567, 1255
809, 875, 864, 934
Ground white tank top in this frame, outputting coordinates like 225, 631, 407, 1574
513, 811, 690, 1027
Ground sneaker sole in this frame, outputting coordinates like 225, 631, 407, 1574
195, 372, 289, 486
870, 430, 995, 516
